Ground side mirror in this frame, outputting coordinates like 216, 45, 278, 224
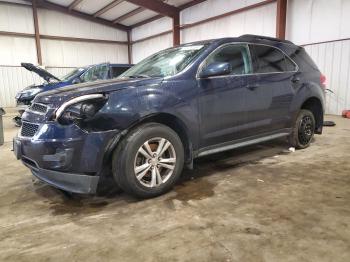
199, 62, 232, 78
72, 77, 81, 84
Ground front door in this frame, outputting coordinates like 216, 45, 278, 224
197, 44, 253, 148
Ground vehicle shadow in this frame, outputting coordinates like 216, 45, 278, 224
33, 138, 291, 215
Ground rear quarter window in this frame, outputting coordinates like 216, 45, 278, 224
249, 44, 296, 73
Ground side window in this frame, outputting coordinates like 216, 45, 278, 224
250, 45, 296, 73
81, 64, 109, 82
111, 66, 130, 78
204, 44, 252, 75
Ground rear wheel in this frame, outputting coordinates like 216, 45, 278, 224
289, 109, 315, 149
112, 123, 184, 198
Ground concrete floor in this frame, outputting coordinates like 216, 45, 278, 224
0, 112, 349, 262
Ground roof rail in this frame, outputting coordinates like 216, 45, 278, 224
239, 34, 293, 45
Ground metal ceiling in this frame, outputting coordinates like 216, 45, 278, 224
41, 0, 205, 30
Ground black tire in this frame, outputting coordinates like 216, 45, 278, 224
112, 123, 184, 198
289, 109, 316, 149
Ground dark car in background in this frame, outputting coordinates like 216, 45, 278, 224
13, 62, 132, 126
14, 35, 325, 198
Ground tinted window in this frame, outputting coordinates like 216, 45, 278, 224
250, 45, 296, 73
204, 44, 251, 75
81, 64, 109, 82
111, 66, 130, 78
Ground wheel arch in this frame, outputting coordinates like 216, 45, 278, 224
300, 96, 324, 134
103, 112, 194, 169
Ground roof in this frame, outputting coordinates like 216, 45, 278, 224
183, 35, 295, 46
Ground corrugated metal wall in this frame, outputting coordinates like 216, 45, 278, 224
180, 0, 276, 43
131, 0, 277, 63
287, 0, 350, 115
0, 2, 128, 107
131, 17, 173, 63
304, 41, 350, 115
0, 66, 75, 107
132, 34, 173, 64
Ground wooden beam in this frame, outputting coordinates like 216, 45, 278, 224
125, 0, 179, 17
130, 14, 163, 28
127, 30, 132, 64
68, 0, 84, 11
181, 0, 276, 29
113, 7, 145, 23
172, 13, 180, 46
32, 0, 42, 65
276, 0, 287, 39
23, 0, 129, 31
179, 0, 207, 10
93, 0, 124, 17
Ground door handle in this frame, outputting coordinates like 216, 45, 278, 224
291, 76, 300, 83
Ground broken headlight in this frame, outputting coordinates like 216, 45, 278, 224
55, 94, 108, 125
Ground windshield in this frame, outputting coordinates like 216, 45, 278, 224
120, 44, 207, 78
61, 67, 86, 81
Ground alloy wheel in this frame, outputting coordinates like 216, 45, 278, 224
134, 137, 176, 188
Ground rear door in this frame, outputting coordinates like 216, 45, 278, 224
241, 44, 298, 136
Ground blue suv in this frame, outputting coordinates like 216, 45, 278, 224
14, 62, 132, 126
13, 35, 325, 198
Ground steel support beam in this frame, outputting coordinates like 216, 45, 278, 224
125, 0, 179, 17
179, 0, 207, 10
127, 30, 132, 64
172, 13, 180, 46
276, 0, 287, 39
68, 0, 84, 11
32, 0, 42, 65
130, 0, 207, 28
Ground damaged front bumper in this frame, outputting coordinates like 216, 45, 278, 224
13, 122, 120, 194
30, 165, 99, 194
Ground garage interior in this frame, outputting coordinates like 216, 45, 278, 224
0, 0, 350, 261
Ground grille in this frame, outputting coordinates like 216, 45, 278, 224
21, 122, 39, 137
30, 103, 48, 113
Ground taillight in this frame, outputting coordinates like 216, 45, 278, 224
320, 73, 326, 89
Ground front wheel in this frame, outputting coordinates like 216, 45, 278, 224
289, 109, 316, 149
112, 123, 184, 198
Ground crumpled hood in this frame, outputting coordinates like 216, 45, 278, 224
34, 77, 163, 106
